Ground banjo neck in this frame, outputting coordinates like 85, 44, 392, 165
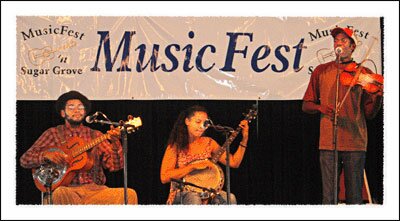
210, 127, 241, 163
209, 105, 257, 164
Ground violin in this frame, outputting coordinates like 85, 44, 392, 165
340, 62, 384, 93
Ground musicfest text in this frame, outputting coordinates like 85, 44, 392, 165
20, 26, 371, 78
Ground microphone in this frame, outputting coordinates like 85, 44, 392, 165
202, 119, 213, 129
203, 119, 234, 132
85, 111, 99, 123
335, 47, 343, 56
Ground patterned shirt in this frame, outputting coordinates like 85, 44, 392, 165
177, 142, 213, 168
166, 137, 214, 204
20, 123, 123, 185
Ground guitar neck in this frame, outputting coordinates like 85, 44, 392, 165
71, 134, 110, 157
210, 126, 242, 163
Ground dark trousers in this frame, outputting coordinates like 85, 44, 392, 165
319, 150, 366, 204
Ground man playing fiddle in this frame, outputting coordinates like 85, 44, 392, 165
302, 27, 383, 204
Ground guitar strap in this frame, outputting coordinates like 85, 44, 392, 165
56, 125, 66, 144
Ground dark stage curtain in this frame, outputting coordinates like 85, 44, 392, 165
16, 100, 383, 204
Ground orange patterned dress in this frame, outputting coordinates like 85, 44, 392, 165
166, 138, 213, 204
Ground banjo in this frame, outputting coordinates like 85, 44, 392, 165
181, 105, 258, 198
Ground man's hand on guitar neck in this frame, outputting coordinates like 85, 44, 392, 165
107, 125, 121, 142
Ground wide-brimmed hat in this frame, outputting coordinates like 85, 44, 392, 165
331, 27, 359, 46
55, 90, 91, 114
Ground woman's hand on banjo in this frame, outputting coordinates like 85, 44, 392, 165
190, 160, 214, 171
239, 120, 249, 141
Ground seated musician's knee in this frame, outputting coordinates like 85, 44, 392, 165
52, 186, 70, 196
127, 188, 138, 204
212, 191, 237, 204
182, 191, 203, 204
229, 193, 237, 204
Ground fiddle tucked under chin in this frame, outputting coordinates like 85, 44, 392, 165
340, 63, 383, 93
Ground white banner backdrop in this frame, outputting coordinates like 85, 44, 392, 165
16, 17, 382, 100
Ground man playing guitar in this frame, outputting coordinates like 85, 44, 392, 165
20, 90, 138, 204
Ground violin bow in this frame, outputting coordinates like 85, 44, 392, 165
337, 36, 379, 112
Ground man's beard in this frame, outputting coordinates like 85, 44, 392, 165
66, 116, 83, 126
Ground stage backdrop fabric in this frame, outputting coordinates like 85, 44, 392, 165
16, 100, 383, 204
17, 17, 382, 100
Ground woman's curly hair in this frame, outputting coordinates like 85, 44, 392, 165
167, 105, 208, 151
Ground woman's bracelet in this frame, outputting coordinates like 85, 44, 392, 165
239, 143, 247, 148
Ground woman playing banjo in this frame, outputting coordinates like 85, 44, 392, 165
160, 105, 249, 204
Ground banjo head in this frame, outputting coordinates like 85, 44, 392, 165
183, 159, 224, 194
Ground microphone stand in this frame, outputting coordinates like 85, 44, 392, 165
121, 128, 128, 205
332, 54, 341, 205
224, 130, 231, 205
210, 125, 235, 205
45, 179, 53, 205
43, 166, 59, 205
93, 119, 130, 205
